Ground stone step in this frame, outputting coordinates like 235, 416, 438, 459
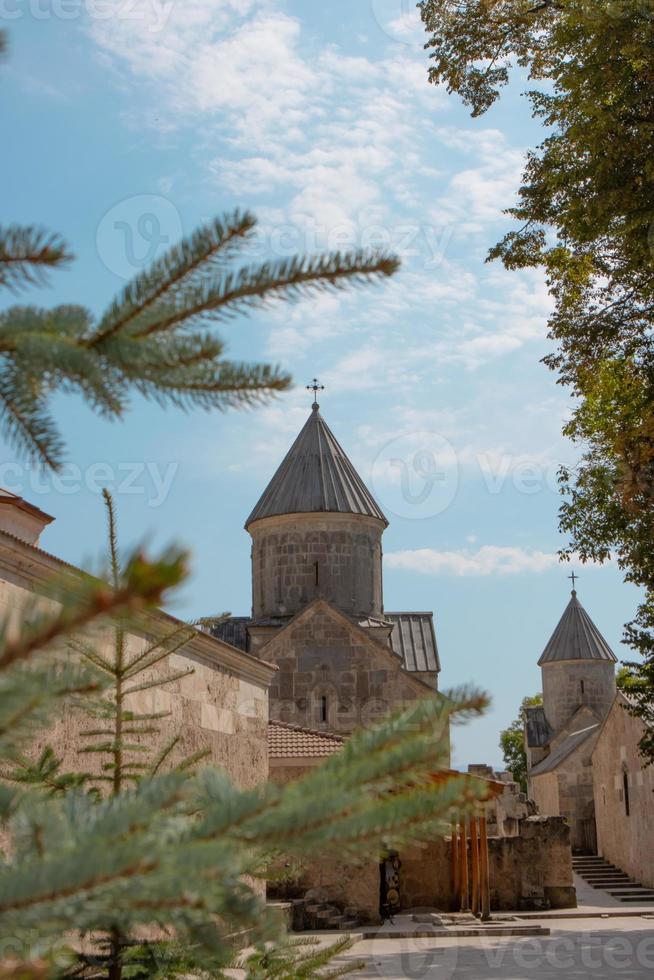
582, 873, 631, 880
586, 881, 634, 889
337, 919, 359, 931
616, 893, 654, 902
584, 875, 637, 883
315, 906, 340, 920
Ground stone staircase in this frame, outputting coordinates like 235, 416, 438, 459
288, 890, 361, 931
303, 900, 360, 931
573, 854, 654, 903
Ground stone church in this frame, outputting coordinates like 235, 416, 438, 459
211, 395, 442, 743
526, 583, 618, 852
526, 585, 654, 896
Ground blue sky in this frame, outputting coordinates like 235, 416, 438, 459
1, 0, 640, 768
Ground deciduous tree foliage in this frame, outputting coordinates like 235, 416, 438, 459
420, 0, 654, 760
499, 693, 543, 792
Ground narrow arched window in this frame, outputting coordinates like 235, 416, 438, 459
580, 679, 585, 696
623, 771, 630, 817
314, 561, 320, 587
320, 695, 328, 724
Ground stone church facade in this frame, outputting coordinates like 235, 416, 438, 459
526, 585, 654, 894
212, 399, 442, 743
526, 586, 618, 851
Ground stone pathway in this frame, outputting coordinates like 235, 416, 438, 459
331, 916, 654, 979
517, 873, 654, 919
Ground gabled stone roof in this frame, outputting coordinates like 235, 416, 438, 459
538, 591, 617, 666
245, 404, 387, 528
268, 720, 344, 759
529, 721, 600, 776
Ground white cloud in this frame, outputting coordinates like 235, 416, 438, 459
87, 0, 551, 383
432, 127, 526, 232
385, 546, 566, 577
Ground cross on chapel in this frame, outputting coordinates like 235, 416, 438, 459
306, 377, 325, 408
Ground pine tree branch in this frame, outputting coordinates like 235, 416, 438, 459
0, 548, 188, 671
0, 226, 73, 293
122, 624, 196, 678
130, 250, 400, 337
91, 211, 257, 345
0, 376, 63, 471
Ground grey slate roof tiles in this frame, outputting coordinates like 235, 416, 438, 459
538, 591, 617, 666
524, 705, 553, 748
529, 722, 600, 776
245, 404, 387, 527
208, 610, 441, 676
209, 617, 249, 652
386, 612, 440, 673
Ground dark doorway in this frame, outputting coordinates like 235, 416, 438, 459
379, 852, 401, 922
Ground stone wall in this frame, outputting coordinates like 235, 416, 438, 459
261, 600, 436, 735
0, 529, 274, 792
530, 730, 599, 852
248, 513, 384, 620
287, 817, 575, 921
488, 817, 575, 910
530, 771, 560, 819
592, 695, 654, 887
400, 841, 451, 912
542, 660, 616, 734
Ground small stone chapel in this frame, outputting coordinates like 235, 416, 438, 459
211, 389, 442, 745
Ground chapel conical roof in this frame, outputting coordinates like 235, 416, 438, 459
538, 590, 617, 666
245, 403, 387, 528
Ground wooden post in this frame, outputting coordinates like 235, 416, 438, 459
450, 819, 459, 911
459, 817, 469, 912
470, 815, 480, 917
480, 813, 491, 921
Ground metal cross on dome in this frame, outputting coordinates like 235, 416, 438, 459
306, 377, 325, 408
569, 571, 579, 592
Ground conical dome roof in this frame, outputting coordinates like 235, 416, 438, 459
245, 404, 387, 528
538, 591, 617, 666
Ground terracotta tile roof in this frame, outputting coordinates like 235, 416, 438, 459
268, 720, 345, 759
